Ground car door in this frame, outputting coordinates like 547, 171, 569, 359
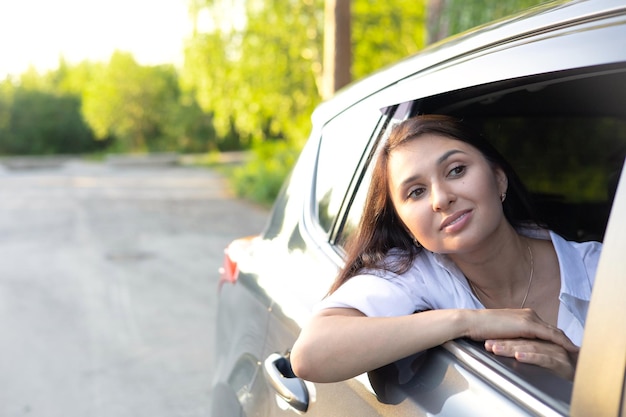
256, 96, 402, 416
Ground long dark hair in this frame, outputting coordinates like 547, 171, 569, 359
329, 114, 538, 294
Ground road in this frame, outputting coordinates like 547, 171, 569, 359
0, 159, 269, 417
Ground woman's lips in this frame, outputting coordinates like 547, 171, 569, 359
440, 210, 472, 232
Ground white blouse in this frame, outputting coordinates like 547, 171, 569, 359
316, 230, 602, 346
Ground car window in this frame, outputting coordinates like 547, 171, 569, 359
337, 117, 402, 248
314, 101, 383, 237
340, 66, 626, 248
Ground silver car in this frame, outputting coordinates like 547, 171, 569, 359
213, 1, 626, 415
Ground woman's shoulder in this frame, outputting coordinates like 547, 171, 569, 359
548, 230, 602, 261
316, 269, 418, 317
371, 247, 449, 278
520, 226, 602, 259
371, 248, 468, 298
318, 249, 471, 316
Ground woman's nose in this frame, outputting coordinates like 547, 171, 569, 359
431, 183, 455, 211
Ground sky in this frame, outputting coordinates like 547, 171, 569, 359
0, 0, 192, 79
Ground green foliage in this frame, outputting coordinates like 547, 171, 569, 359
0, 80, 14, 134
0, 76, 105, 155
184, 0, 323, 148
0, 53, 226, 156
352, 0, 426, 79
81, 52, 181, 152
5, 90, 99, 154
232, 140, 299, 206
443, 0, 551, 35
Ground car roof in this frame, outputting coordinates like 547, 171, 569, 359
312, 0, 626, 124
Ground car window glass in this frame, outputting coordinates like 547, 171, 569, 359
337, 118, 402, 248
338, 166, 370, 247
315, 103, 382, 236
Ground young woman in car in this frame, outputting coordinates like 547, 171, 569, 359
291, 114, 601, 383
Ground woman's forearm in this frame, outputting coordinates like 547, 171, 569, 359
290, 308, 467, 383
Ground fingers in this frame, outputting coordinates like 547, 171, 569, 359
485, 339, 576, 380
466, 308, 579, 355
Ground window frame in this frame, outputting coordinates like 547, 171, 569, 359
307, 96, 390, 265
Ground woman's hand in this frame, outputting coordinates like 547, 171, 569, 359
484, 338, 578, 380
464, 308, 578, 354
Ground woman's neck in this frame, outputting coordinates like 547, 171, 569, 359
450, 226, 533, 308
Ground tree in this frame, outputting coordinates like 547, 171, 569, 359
54, 59, 100, 97
427, 0, 447, 44
184, 0, 323, 146
352, 0, 426, 79
322, 0, 351, 99
0, 53, 219, 156
0, 79, 14, 138
81, 52, 180, 152
0, 88, 99, 155
184, 0, 427, 144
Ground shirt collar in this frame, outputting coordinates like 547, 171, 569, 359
430, 230, 593, 320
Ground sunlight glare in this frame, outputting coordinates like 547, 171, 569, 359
0, 0, 191, 78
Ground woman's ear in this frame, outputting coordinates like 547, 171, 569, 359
495, 167, 508, 195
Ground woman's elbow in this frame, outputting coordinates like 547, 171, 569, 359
291, 310, 358, 382
290, 339, 319, 381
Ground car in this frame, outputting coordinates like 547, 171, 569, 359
212, 0, 626, 415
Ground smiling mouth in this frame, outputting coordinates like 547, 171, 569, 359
440, 210, 471, 230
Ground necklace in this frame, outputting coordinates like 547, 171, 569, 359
468, 242, 534, 309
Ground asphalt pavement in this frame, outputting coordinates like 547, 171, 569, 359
0, 158, 268, 417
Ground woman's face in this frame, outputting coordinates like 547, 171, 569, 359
388, 133, 508, 254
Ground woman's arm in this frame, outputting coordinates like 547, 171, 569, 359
291, 307, 578, 383
291, 307, 465, 383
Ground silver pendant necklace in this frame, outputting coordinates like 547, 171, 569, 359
469, 242, 534, 309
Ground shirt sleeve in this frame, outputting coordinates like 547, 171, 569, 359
314, 273, 417, 317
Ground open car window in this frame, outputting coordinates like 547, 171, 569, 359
340, 65, 626, 247
335, 64, 626, 412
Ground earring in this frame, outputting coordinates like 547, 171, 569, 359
500, 192, 507, 202
413, 238, 422, 248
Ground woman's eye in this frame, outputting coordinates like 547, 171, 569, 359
448, 165, 466, 177
407, 187, 425, 200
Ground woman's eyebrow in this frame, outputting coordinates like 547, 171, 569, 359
437, 149, 466, 165
397, 149, 468, 191
399, 174, 420, 191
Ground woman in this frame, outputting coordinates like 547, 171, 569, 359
291, 115, 601, 383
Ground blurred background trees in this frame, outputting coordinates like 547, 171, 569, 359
0, 0, 547, 203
